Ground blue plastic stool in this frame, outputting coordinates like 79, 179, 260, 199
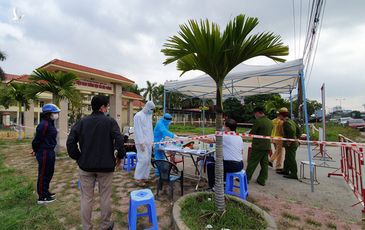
225, 170, 249, 200
128, 189, 158, 230
123, 152, 138, 172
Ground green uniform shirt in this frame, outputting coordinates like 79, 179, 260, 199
283, 119, 301, 147
250, 115, 273, 150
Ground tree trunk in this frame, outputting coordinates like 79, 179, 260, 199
17, 102, 23, 140
214, 81, 225, 212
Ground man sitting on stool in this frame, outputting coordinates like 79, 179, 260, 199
205, 118, 244, 191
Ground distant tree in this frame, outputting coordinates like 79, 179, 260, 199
223, 97, 245, 122
351, 110, 361, 119
8, 82, 36, 139
152, 84, 164, 107
0, 84, 15, 109
123, 84, 142, 95
166, 91, 184, 110
141, 81, 157, 101
0, 50, 6, 81
292, 99, 321, 118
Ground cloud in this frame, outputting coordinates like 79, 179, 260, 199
0, 0, 364, 111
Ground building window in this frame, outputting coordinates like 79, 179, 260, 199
87, 105, 91, 111
40, 101, 44, 108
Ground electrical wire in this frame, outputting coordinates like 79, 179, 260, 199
292, 0, 297, 58
299, 0, 303, 56
306, 0, 326, 88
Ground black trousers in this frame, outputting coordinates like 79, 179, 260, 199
36, 149, 55, 199
207, 157, 244, 188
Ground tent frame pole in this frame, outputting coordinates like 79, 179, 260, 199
202, 98, 205, 136
289, 87, 294, 119
163, 88, 166, 114
300, 70, 314, 192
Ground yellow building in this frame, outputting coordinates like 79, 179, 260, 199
1, 59, 144, 146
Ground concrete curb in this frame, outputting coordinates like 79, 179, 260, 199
173, 192, 277, 230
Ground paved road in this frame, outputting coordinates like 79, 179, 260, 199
181, 144, 363, 223
248, 145, 362, 223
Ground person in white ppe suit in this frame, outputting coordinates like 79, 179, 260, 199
133, 101, 155, 184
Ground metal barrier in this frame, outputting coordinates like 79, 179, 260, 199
328, 134, 365, 213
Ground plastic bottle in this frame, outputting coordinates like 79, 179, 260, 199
209, 143, 214, 152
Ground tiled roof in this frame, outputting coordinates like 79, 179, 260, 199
3, 73, 20, 81
14, 75, 31, 82
39, 59, 134, 84
132, 100, 145, 107
122, 91, 143, 100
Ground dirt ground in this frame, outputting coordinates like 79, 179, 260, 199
1, 141, 363, 230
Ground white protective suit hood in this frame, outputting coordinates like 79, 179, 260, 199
142, 101, 155, 115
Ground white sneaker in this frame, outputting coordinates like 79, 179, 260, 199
37, 197, 56, 204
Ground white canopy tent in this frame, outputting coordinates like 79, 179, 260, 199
164, 59, 303, 101
163, 58, 316, 192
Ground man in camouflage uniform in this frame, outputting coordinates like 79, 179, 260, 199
246, 106, 273, 186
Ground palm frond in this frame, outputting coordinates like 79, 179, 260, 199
162, 13, 288, 82
29, 69, 79, 105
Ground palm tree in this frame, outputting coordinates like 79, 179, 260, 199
123, 84, 143, 95
0, 50, 6, 81
8, 82, 35, 139
152, 84, 164, 106
28, 69, 80, 106
0, 84, 15, 109
141, 81, 157, 101
28, 69, 80, 151
161, 14, 288, 212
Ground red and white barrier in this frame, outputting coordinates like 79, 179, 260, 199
328, 135, 365, 213
214, 131, 365, 148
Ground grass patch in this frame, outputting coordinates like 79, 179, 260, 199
326, 222, 337, 229
0, 152, 64, 229
310, 122, 362, 141
305, 218, 322, 227
57, 151, 69, 158
281, 212, 301, 221
115, 210, 127, 226
180, 193, 267, 230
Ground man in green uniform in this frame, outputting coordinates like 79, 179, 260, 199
246, 106, 273, 186
277, 109, 301, 179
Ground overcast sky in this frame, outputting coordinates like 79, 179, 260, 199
1, 0, 364, 111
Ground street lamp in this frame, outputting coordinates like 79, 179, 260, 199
336, 98, 346, 110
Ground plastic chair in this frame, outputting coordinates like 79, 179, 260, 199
225, 170, 249, 200
123, 152, 138, 172
128, 189, 158, 230
152, 160, 183, 200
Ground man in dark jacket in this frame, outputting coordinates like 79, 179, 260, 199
246, 106, 273, 186
67, 95, 125, 230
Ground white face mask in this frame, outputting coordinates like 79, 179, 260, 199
50, 113, 59, 120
